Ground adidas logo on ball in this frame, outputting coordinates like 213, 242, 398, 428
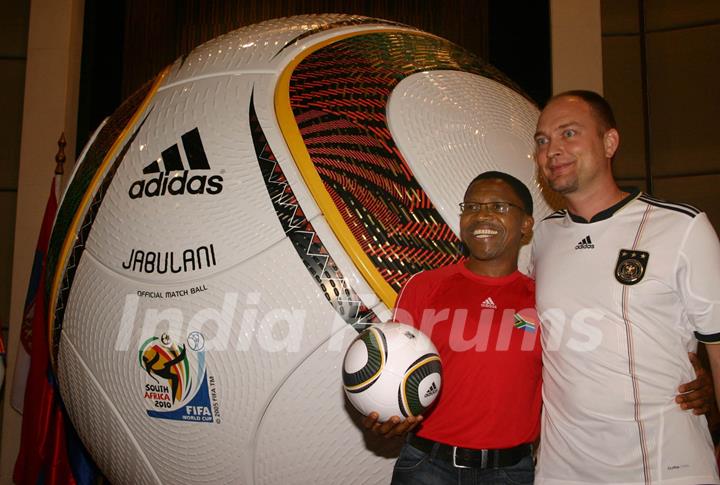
128, 127, 223, 199
423, 382, 439, 399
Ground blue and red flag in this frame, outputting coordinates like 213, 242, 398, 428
11, 179, 57, 413
13, 178, 99, 485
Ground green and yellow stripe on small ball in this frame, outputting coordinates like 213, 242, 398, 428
342, 327, 388, 393
398, 353, 441, 417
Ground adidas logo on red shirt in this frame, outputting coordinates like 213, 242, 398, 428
481, 297, 496, 309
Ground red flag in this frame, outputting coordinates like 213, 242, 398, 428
11, 178, 58, 412
13, 178, 78, 485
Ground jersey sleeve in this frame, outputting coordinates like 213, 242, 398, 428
528, 234, 538, 279
676, 213, 720, 343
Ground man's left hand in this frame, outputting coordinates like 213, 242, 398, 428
676, 352, 714, 415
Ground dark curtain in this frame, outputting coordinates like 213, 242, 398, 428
121, 0, 490, 98
77, 0, 550, 154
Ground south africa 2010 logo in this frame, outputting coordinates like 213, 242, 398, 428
138, 332, 220, 423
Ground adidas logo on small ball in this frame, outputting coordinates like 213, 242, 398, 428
424, 382, 439, 398
128, 127, 223, 199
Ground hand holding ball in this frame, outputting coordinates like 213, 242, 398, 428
342, 323, 442, 422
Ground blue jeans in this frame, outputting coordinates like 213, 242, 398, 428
391, 441, 534, 485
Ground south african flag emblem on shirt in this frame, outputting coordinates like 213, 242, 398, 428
514, 313, 537, 333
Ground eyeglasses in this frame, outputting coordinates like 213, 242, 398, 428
459, 201, 524, 215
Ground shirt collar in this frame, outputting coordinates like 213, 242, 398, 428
567, 189, 641, 224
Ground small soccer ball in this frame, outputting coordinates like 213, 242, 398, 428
342, 323, 442, 421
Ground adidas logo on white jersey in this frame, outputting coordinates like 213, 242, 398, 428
575, 235, 595, 250
481, 297, 497, 309
424, 382, 439, 398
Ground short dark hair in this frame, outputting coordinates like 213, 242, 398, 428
550, 90, 617, 132
465, 171, 533, 216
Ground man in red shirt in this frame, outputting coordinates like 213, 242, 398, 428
369, 171, 538, 484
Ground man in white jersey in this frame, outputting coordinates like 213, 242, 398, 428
532, 90, 720, 485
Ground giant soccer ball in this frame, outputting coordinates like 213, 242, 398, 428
46, 14, 552, 484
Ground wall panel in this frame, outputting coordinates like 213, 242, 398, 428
0, 194, 17, 324
0, 0, 30, 57
645, 0, 720, 31
654, 174, 720, 229
646, 24, 720, 176
615, 177, 648, 193
0, 59, 25, 190
602, 35, 645, 179
601, 0, 720, 231
601, 0, 639, 34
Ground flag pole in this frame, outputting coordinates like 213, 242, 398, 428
55, 132, 66, 196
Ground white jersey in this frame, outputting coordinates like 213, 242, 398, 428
532, 192, 720, 485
